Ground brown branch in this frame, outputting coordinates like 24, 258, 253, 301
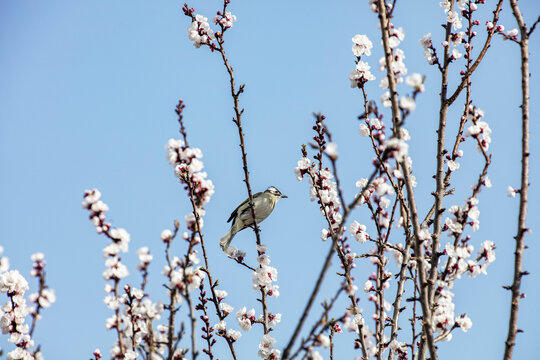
528, 15, 540, 37
428, 0, 455, 320
504, 1, 531, 359
375, 1, 437, 359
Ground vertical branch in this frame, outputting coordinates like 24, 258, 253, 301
375, 1, 437, 359
428, 0, 454, 311
504, 1, 531, 358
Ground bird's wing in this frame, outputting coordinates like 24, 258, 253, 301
226, 192, 262, 223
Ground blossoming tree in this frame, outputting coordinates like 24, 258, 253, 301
1, 0, 537, 359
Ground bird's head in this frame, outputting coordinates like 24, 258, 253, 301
265, 186, 288, 199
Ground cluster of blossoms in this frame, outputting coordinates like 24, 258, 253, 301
214, 319, 242, 343
184, 3, 238, 49
82, 189, 111, 234
186, 14, 215, 49
166, 138, 215, 208
464, 106, 491, 152
252, 245, 280, 298
214, 10, 237, 29
349, 34, 376, 88
28, 253, 56, 319
0, 251, 54, 360
82, 189, 133, 286
111, 285, 164, 359
444, 239, 496, 280
431, 284, 473, 338
206, 290, 241, 343
166, 138, 215, 230
163, 251, 206, 300
349, 221, 370, 243
445, 196, 482, 235
419, 33, 438, 65
0, 267, 34, 360
379, 47, 407, 89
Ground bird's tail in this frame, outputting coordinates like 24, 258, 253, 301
220, 228, 234, 252
220, 220, 242, 252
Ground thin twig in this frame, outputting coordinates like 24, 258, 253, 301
446, 0, 504, 106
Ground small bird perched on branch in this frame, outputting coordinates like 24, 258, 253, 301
220, 186, 287, 252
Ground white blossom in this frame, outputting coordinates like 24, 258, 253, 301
349, 61, 376, 88
455, 314, 472, 332
352, 34, 373, 56
406, 73, 424, 92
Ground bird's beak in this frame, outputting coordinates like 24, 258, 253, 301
281, 194, 288, 198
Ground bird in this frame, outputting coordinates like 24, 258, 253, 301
220, 186, 287, 252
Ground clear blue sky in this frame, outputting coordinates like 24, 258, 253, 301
1, 0, 539, 359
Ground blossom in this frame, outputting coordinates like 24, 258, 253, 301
0, 270, 29, 294
440, 0, 451, 12
320, 228, 330, 241
258, 334, 277, 359
349, 61, 376, 88
269, 313, 282, 327
352, 34, 373, 56
383, 137, 409, 162
363, 280, 373, 292
349, 221, 369, 243
359, 123, 370, 137
257, 254, 271, 266
214, 320, 227, 334
236, 307, 255, 331
400, 96, 416, 111
294, 157, 311, 181
451, 48, 462, 60
507, 28, 519, 37
253, 265, 278, 291
227, 328, 242, 342
160, 229, 172, 242
217, 11, 237, 29
507, 186, 517, 198
389, 27, 405, 48
215, 289, 228, 300
187, 14, 216, 48
451, 31, 466, 46
478, 240, 496, 264
445, 217, 462, 234
455, 314, 472, 332
419, 33, 432, 50
406, 73, 424, 92
109, 228, 130, 253
447, 160, 460, 171
136, 247, 152, 271
356, 178, 368, 189
447, 11, 463, 30
220, 302, 234, 316
381, 91, 391, 108
325, 142, 338, 158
